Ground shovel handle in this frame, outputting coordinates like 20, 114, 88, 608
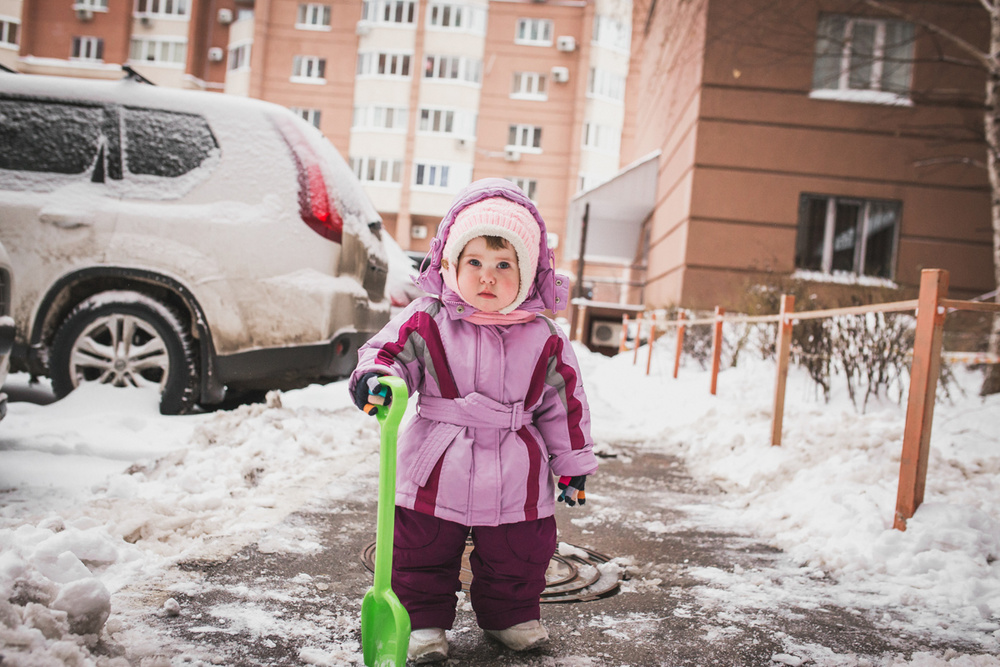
373, 376, 408, 594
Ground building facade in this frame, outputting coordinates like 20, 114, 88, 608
6, 0, 632, 271
600, 0, 992, 310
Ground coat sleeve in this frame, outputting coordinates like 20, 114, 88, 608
348, 297, 443, 400
531, 328, 599, 478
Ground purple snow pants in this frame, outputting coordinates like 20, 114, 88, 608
392, 506, 557, 632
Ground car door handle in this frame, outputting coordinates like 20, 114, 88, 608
40, 213, 93, 229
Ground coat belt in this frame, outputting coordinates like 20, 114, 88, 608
407, 393, 534, 487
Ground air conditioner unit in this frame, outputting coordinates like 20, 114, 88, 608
208, 47, 225, 62
76, 8, 93, 21
411, 225, 428, 239
217, 8, 234, 24
551, 66, 569, 83
356, 20, 372, 36
556, 35, 576, 52
590, 319, 623, 348
504, 149, 521, 162
139, 14, 151, 25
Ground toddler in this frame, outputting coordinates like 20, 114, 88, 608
350, 178, 597, 663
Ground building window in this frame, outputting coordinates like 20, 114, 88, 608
417, 107, 476, 137
423, 54, 481, 84
75, 0, 109, 10
134, 0, 188, 17
353, 105, 408, 131
427, 2, 486, 33
795, 194, 900, 279
296, 3, 331, 29
71, 36, 104, 61
508, 177, 536, 200
582, 122, 620, 154
129, 37, 186, 65
593, 14, 630, 52
357, 52, 412, 77
227, 42, 251, 70
351, 156, 403, 184
361, 0, 416, 24
0, 19, 19, 48
507, 124, 542, 151
515, 18, 552, 45
511, 72, 547, 100
588, 67, 626, 102
811, 14, 914, 104
414, 163, 450, 189
291, 107, 322, 128
292, 55, 326, 82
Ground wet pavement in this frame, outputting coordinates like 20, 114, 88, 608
117, 446, 975, 666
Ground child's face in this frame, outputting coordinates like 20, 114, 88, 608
456, 237, 520, 313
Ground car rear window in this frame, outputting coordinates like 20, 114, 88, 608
0, 99, 104, 175
122, 107, 218, 178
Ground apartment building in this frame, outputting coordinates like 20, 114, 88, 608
571, 0, 993, 312
6, 0, 632, 272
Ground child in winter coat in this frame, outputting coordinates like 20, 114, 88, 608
349, 178, 598, 664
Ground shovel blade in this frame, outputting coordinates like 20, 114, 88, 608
361, 587, 411, 667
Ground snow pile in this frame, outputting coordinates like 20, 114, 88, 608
0, 332, 998, 664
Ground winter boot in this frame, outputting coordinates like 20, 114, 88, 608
407, 627, 448, 663
483, 619, 550, 651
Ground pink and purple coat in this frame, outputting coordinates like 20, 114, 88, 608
349, 178, 599, 527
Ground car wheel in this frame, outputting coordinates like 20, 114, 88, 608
50, 291, 199, 415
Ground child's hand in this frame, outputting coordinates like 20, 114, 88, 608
352, 372, 390, 416
557, 476, 587, 507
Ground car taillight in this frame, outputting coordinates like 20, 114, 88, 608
272, 114, 343, 244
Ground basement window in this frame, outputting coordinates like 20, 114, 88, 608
795, 194, 900, 279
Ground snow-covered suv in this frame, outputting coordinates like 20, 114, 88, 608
0, 72, 390, 414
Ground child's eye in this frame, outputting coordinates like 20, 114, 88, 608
467, 259, 482, 267
497, 261, 511, 270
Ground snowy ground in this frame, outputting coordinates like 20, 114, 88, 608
1, 333, 998, 666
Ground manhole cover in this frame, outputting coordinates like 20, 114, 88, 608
361, 538, 621, 603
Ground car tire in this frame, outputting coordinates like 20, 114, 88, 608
50, 291, 200, 415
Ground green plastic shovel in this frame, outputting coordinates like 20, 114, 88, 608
361, 375, 411, 667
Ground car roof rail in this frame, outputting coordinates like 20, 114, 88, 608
122, 65, 155, 85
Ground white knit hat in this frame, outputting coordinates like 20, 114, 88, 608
442, 196, 541, 313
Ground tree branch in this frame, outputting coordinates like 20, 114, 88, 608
862, 0, 992, 70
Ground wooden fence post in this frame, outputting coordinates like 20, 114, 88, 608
894, 269, 949, 531
619, 315, 629, 353
633, 312, 644, 365
646, 313, 657, 375
770, 295, 795, 446
673, 311, 686, 379
710, 306, 724, 395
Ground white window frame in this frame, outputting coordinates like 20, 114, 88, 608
352, 156, 404, 184
508, 177, 537, 201
511, 72, 547, 100
811, 14, 914, 106
296, 3, 331, 30
75, 0, 109, 11
795, 194, 900, 279
227, 41, 251, 71
515, 18, 552, 45
357, 51, 412, 77
582, 122, 620, 154
134, 0, 188, 18
71, 36, 104, 61
423, 54, 481, 84
290, 107, 322, 128
587, 67, 626, 102
592, 14, 630, 52
129, 37, 186, 66
291, 55, 326, 83
361, 0, 416, 25
353, 105, 409, 131
0, 18, 19, 48
507, 124, 542, 152
427, 2, 486, 34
